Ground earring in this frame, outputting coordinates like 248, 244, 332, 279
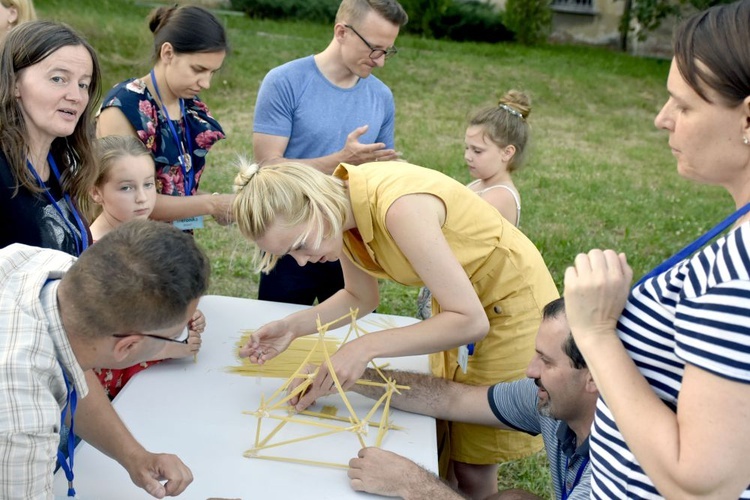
744, 136, 750, 145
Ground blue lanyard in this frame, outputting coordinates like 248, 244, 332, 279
634, 202, 750, 288
57, 365, 78, 497
26, 154, 89, 256
149, 69, 195, 195
559, 455, 589, 500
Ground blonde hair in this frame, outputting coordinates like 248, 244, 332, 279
1, 0, 36, 27
232, 159, 349, 273
86, 135, 154, 219
469, 89, 532, 173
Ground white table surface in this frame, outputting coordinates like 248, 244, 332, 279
54, 295, 437, 499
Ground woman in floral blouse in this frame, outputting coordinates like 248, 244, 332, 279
97, 4, 234, 229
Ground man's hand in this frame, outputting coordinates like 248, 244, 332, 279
348, 447, 421, 497
125, 452, 193, 498
340, 125, 400, 164
348, 447, 461, 499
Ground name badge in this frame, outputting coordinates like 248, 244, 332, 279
458, 345, 470, 374
173, 216, 204, 231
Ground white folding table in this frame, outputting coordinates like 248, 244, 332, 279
54, 295, 437, 499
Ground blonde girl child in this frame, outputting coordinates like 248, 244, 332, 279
417, 90, 532, 320
89, 135, 206, 399
464, 89, 531, 226
89, 135, 157, 241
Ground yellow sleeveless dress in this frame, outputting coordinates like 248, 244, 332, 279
335, 162, 559, 468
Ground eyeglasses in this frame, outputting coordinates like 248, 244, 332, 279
113, 327, 189, 345
344, 24, 398, 60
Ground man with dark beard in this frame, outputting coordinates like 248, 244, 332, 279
346, 298, 596, 500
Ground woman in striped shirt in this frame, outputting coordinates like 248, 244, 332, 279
563, 1, 750, 498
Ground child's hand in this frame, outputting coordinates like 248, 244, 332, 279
169, 310, 206, 359
188, 309, 206, 335
184, 329, 202, 355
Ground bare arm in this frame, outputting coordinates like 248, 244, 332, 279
97, 107, 235, 224
565, 249, 750, 498
367, 193, 490, 356
96, 107, 137, 138
353, 368, 508, 429
325, 194, 487, 360
253, 126, 399, 175
479, 187, 519, 227
148, 192, 235, 225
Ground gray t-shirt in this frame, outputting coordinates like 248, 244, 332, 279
488, 378, 591, 500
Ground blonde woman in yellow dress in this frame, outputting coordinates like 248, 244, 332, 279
233, 159, 559, 499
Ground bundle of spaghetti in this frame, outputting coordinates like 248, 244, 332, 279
228, 332, 341, 378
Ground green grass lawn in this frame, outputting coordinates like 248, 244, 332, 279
38, 0, 732, 305
36, 0, 734, 496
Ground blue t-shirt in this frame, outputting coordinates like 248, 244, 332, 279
253, 55, 395, 159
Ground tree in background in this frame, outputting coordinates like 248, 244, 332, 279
504, 0, 552, 45
396, 0, 452, 37
619, 0, 734, 51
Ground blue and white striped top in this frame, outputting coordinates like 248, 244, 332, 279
590, 222, 750, 498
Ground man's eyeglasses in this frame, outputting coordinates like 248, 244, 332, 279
113, 327, 189, 345
344, 24, 398, 60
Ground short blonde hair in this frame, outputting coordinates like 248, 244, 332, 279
232, 159, 349, 273
1, 0, 37, 26
335, 0, 408, 27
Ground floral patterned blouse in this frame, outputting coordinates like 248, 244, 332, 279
100, 78, 225, 197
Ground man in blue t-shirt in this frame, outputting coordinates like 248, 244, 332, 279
348, 298, 598, 500
252, 0, 408, 307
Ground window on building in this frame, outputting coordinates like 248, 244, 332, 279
551, 0, 595, 14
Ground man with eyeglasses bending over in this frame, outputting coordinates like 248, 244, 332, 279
0, 219, 209, 499
251, 0, 408, 307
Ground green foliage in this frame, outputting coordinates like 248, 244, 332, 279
229, 0, 339, 24
399, 0, 452, 37
621, 0, 735, 42
229, 0, 511, 43
503, 0, 552, 45
430, 0, 513, 43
